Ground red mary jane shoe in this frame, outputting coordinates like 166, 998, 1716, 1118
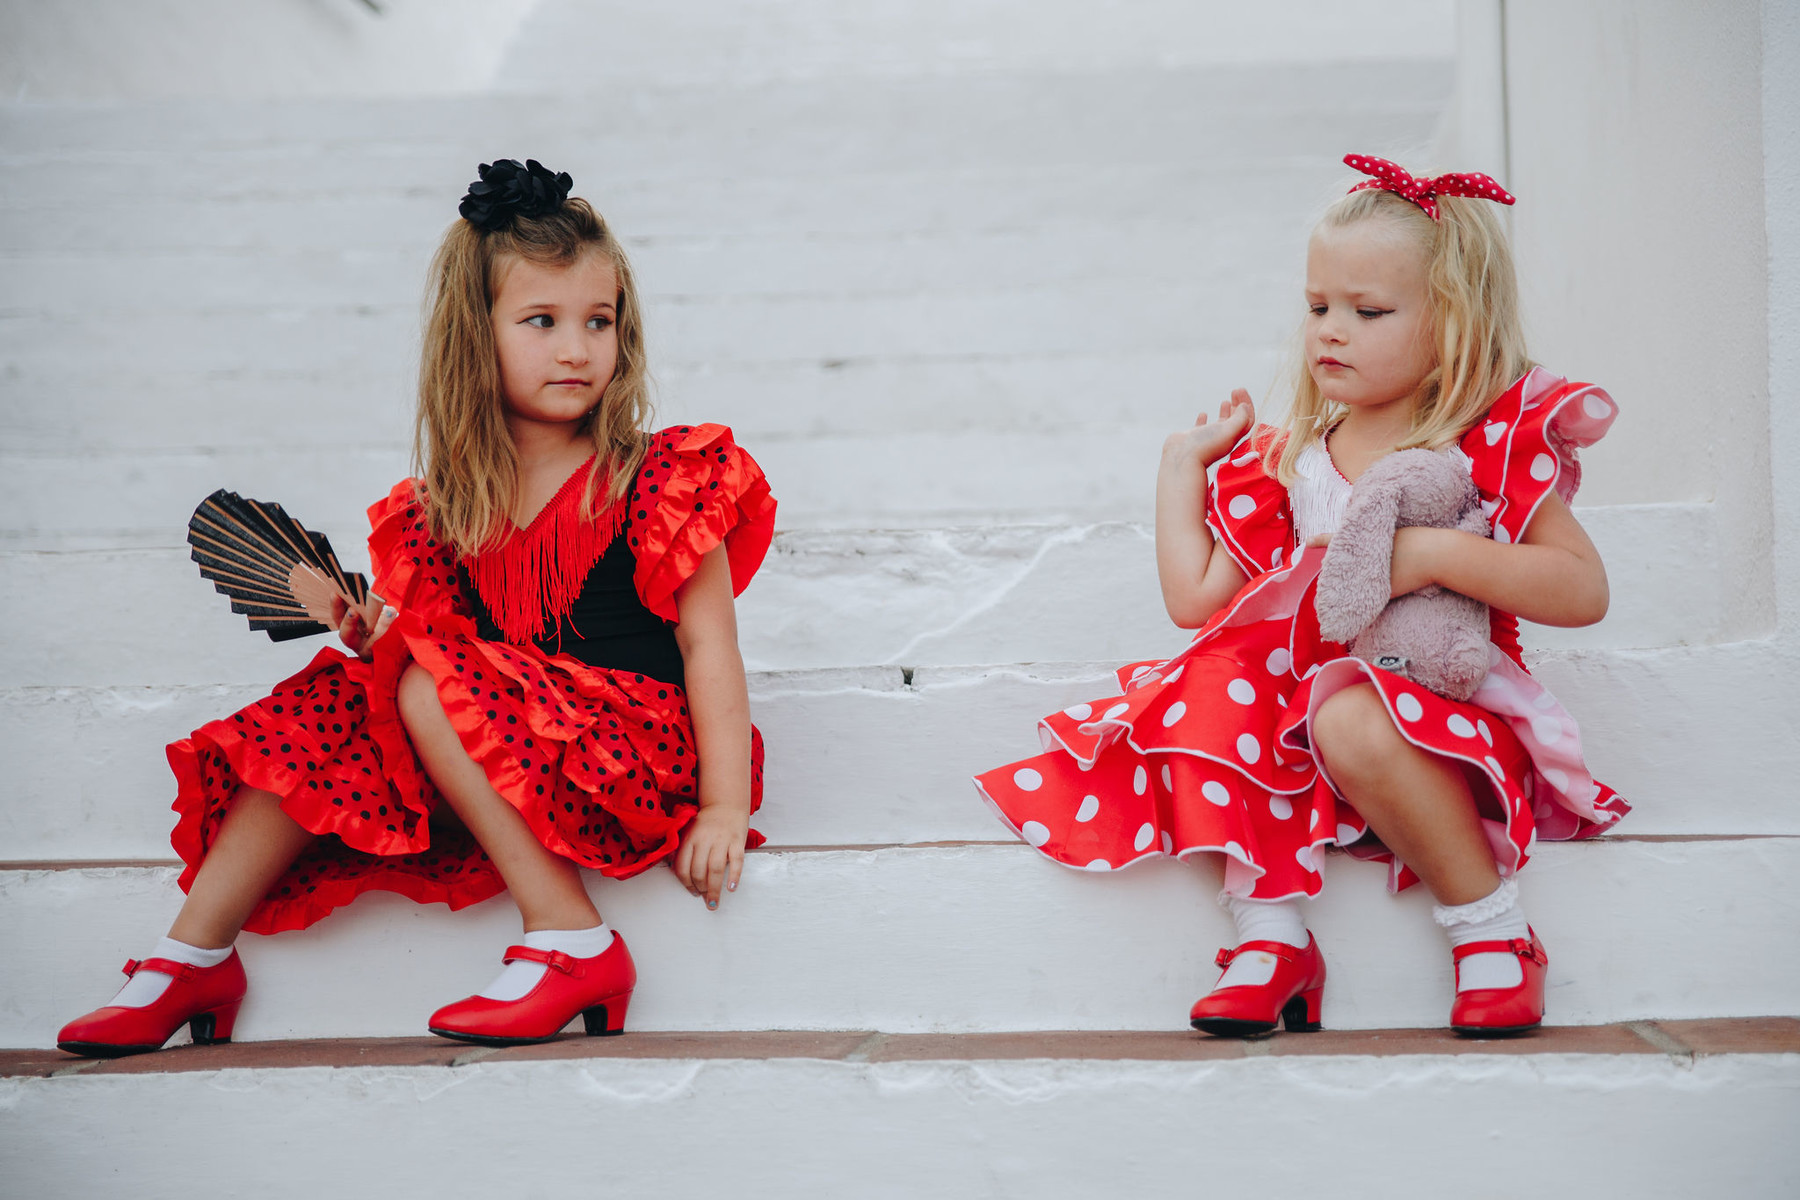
1450, 928, 1548, 1037
57, 952, 247, 1058
1189, 935, 1326, 1037
428, 935, 637, 1046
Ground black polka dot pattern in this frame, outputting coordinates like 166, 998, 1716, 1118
166, 470, 768, 935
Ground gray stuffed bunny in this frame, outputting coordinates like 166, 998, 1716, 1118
1313, 448, 1492, 701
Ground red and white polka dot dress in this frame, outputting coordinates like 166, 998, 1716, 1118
975, 369, 1629, 898
167, 424, 777, 934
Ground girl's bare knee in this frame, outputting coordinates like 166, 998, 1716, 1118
1312, 684, 1397, 780
396, 663, 442, 734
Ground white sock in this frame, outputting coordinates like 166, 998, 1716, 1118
108, 937, 233, 1009
476, 924, 614, 1002
1435, 879, 1529, 991
1214, 894, 1309, 988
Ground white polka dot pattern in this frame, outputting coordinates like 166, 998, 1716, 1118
973, 371, 1629, 904
1343, 152, 1517, 221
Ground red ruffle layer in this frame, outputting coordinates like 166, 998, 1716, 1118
975, 370, 1628, 898
167, 425, 774, 933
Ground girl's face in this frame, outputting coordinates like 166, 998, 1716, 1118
1303, 219, 1435, 416
490, 250, 620, 429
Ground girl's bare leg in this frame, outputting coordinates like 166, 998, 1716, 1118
167, 786, 317, 949
1310, 684, 1502, 906
396, 664, 602, 931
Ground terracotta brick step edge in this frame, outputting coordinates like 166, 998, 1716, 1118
6, 1018, 1797, 1080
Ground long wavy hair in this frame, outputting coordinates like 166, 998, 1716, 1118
1269, 182, 1531, 484
415, 196, 652, 555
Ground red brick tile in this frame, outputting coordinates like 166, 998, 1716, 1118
489, 1030, 876, 1063
0, 1048, 93, 1078
1648, 1017, 1800, 1056
8, 1020, 1790, 1078
78, 1037, 466, 1076
866, 1031, 1248, 1062
1263, 1023, 1661, 1057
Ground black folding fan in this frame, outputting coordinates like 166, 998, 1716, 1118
187, 490, 370, 641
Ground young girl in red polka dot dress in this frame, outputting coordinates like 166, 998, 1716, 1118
975, 155, 1625, 1037
58, 160, 776, 1056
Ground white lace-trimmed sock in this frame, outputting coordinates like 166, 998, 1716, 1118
1434, 879, 1529, 991
109, 937, 233, 1008
1215, 894, 1310, 988
476, 924, 614, 1002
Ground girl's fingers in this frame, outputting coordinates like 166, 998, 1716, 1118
704, 844, 727, 908
726, 846, 743, 894
672, 838, 696, 894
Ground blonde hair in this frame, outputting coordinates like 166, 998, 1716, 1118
1270, 183, 1531, 484
415, 196, 652, 555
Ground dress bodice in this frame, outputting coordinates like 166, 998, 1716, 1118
1288, 438, 1478, 546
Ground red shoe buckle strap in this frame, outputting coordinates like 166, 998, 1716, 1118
1451, 937, 1547, 967
503, 945, 580, 975
1214, 940, 1301, 969
122, 957, 198, 982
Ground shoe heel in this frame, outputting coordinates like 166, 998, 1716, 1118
189, 1000, 241, 1046
1281, 985, 1324, 1033
580, 990, 632, 1037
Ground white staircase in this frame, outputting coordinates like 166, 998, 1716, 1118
3, 2, 1797, 1195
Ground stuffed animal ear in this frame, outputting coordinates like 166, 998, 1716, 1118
1314, 471, 1404, 644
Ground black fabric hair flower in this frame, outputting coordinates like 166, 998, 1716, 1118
458, 158, 574, 232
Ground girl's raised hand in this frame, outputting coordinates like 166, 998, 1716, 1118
331, 592, 395, 660
1163, 389, 1257, 471
673, 804, 750, 910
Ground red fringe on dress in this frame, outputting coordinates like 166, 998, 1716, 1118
462, 457, 623, 644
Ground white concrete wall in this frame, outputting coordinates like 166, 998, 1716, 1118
1765, 0, 1800, 642
498, 0, 1456, 88
1487, 0, 1775, 640
0, 0, 1456, 102
0, 0, 537, 101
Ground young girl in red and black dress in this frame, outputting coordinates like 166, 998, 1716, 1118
977, 156, 1625, 1037
58, 159, 776, 1054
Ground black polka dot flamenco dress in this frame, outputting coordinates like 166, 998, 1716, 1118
167, 424, 776, 934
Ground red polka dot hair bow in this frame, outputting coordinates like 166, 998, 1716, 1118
1343, 153, 1516, 221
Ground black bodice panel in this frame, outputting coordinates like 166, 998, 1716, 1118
463, 532, 685, 688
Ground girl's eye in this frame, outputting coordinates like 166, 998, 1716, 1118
1307, 304, 1327, 316
1357, 308, 1391, 320
587, 315, 614, 331
524, 314, 554, 328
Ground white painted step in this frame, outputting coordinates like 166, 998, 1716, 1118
6, 838, 1797, 1048
498, 0, 1459, 88
5, 1048, 1794, 1200
0, 498, 1729, 679
0, 63, 1449, 532
4, 640, 1796, 862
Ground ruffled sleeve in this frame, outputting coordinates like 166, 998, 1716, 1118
365, 479, 470, 619
1459, 367, 1618, 545
628, 424, 778, 622
1206, 425, 1295, 578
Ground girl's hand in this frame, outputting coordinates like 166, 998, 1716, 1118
1162, 389, 1257, 472
673, 803, 750, 910
331, 592, 395, 660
